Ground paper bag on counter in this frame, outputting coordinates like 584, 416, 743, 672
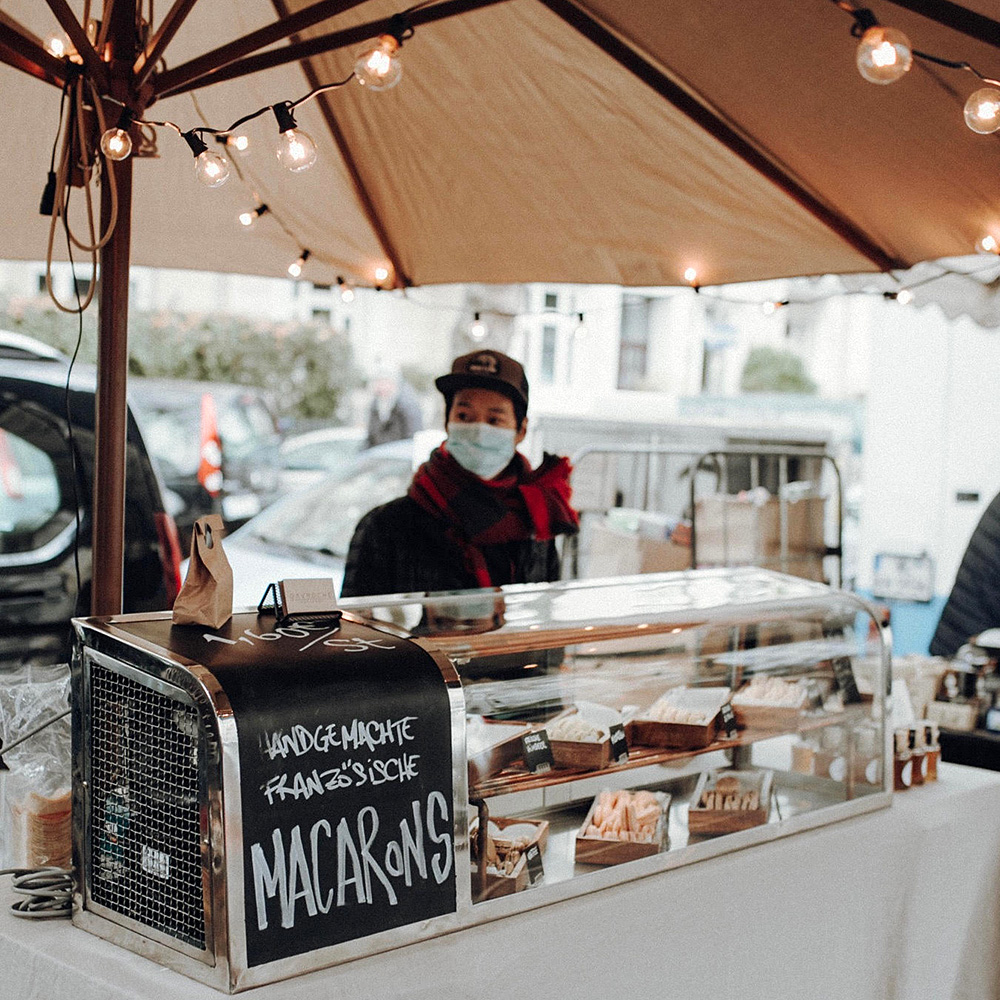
172, 515, 233, 628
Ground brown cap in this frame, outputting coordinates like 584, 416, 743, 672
435, 349, 529, 410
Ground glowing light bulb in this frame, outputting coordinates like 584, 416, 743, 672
100, 128, 132, 161
288, 250, 311, 279
470, 313, 487, 341
856, 26, 912, 84
762, 301, 778, 316
45, 35, 67, 58
684, 267, 698, 285
964, 87, 1000, 135
194, 149, 230, 187
355, 35, 403, 91
896, 289, 913, 305
229, 134, 250, 156
374, 266, 389, 282
237, 203, 268, 230
337, 277, 355, 302
276, 128, 317, 172
978, 234, 998, 254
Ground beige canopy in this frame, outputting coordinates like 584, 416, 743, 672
1, 0, 999, 610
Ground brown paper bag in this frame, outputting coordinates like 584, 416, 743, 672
172, 515, 233, 628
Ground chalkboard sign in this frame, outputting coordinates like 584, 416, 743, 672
117, 612, 456, 968
608, 723, 629, 763
524, 843, 544, 885
832, 657, 862, 704
521, 730, 554, 773
719, 702, 738, 738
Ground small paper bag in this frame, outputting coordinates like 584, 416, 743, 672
172, 515, 233, 629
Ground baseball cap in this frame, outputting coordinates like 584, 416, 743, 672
435, 350, 529, 410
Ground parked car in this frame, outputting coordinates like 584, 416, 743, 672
222, 439, 424, 607
278, 425, 366, 493
129, 378, 283, 547
0, 329, 71, 363
0, 357, 182, 667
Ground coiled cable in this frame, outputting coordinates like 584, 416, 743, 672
0, 867, 74, 919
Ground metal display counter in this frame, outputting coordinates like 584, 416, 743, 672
3, 763, 999, 1000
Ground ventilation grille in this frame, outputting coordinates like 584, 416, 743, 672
88, 660, 206, 949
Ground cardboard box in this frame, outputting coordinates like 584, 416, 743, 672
585, 520, 692, 577
694, 495, 825, 565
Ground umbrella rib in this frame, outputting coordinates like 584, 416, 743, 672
270, 0, 412, 288
154, 0, 512, 100
43, 0, 110, 91
885, 0, 1000, 51
134, 0, 202, 88
151, 0, 373, 99
540, 0, 903, 273
0, 16, 67, 87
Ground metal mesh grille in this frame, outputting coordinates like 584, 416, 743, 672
88, 661, 206, 949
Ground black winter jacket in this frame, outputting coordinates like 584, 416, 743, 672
930, 490, 1000, 657
340, 495, 561, 598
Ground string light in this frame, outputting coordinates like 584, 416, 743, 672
288, 249, 311, 278
374, 266, 390, 282
684, 267, 699, 286
977, 235, 998, 255
761, 300, 788, 316
229, 134, 250, 156
272, 103, 317, 173
469, 312, 488, 341
963, 88, 1000, 135
45, 35, 68, 58
182, 131, 230, 187
573, 312, 587, 337
855, 25, 912, 84
99, 108, 134, 162
337, 276, 356, 302
238, 203, 269, 229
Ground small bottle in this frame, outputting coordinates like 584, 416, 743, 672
907, 725, 926, 785
851, 725, 882, 785
893, 728, 912, 791
815, 725, 848, 782
923, 721, 940, 781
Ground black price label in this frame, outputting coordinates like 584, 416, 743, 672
608, 722, 629, 763
719, 702, 738, 738
805, 679, 824, 710
521, 730, 554, 773
524, 843, 545, 885
833, 657, 862, 704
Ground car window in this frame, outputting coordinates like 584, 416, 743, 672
139, 408, 200, 477
283, 437, 361, 471
245, 458, 412, 556
218, 398, 277, 463
0, 424, 73, 555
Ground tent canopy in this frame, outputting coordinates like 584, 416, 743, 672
4, 0, 1000, 291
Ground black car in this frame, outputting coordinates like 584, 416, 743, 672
129, 377, 283, 546
0, 356, 182, 667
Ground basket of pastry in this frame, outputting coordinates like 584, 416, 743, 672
688, 769, 772, 835
470, 816, 549, 898
627, 686, 731, 750
731, 675, 807, 731
466, 716, 534, 788
575, 788, 670, 865
545, 702, 628, 770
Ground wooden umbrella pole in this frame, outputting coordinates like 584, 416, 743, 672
91, 0, 139, 616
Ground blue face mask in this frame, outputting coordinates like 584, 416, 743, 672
446, 422, 517, 480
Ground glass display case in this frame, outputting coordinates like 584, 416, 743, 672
345, 566, 891, 916
70, 567, 889, 992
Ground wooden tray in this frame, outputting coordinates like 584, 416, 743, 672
626, 714, 720, 750
471, 816, 549, 898
574, 792, 669, 866
688, 769, 772, 836
731, 702, 804, 731
467, 719, 532, 787
550, 735, 615, 770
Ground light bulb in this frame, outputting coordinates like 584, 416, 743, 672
374, 266, 389, 282
45, 34, 67, 58
856, 26, 912, 84
355, 35, 403, 91
237, 203, 268, 230
684, 267, 698, 285
470, 313, 487, 341
762, 301, 777, 316
964, 87, 1000, 134
337, 276, 355, 302
978, 234, 998, 254
896, 289, 913, 305
100, 127, 132, 161
229, 134, 250, 156
194, 149, 230, 187
288, 250, 311, 279
276, 128, 317, 172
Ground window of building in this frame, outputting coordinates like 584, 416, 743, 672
544, 291, 558, 310
311, 308, 331, 324
617, 295, 650, 390
540, 324, 557, 384
36, 273, 47, 294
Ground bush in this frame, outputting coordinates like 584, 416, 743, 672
740, 346, 817, 394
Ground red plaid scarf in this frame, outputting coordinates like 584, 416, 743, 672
408, 445, 579, 587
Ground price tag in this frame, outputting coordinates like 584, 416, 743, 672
608, 722, 629, 763
833, 657, 862, 704
524, 843, 545, 885
719, 702, 738, 738
805, 679, 824, 710
521, 730, 554, 774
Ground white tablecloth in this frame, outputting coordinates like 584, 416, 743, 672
3, 763, 999, 999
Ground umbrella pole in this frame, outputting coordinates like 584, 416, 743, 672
91, 1, 138, 616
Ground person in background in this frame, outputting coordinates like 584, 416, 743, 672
365, 365, 423, 448
930, 489, 1000, 657
341, 349, 579, 598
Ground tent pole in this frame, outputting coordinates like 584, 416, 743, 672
91, 1, 137, 616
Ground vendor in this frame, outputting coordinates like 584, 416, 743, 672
340, 349, 578, 598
